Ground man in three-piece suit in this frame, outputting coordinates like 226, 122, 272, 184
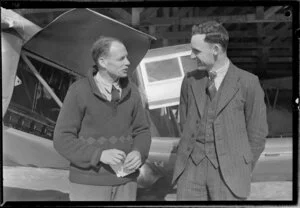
172, 21, 268, 200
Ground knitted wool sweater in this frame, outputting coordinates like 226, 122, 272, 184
53, 69, 151, 186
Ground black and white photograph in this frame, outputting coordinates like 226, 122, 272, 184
1, 1, 298, 206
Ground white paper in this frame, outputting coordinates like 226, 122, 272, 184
110, 163, 135, 177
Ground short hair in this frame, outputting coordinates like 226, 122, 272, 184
192, 20, 229, 51
91, 36, 123, 65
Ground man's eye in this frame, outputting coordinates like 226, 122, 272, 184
192, 49, 200, 54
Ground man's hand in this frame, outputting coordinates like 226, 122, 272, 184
100, 149, 126, 165
123, 150, 142, 171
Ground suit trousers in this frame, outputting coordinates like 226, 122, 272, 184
69, 181, 137, 201
176, 157, 245, 201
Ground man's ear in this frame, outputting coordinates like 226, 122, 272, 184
98, 57, 107, 68
213, 44, 222, 55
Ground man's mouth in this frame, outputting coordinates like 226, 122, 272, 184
197, 62, 207, 70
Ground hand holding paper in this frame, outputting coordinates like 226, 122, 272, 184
108, 150, 142, 177
100, 149, 126, 165
123, 150, 142, 171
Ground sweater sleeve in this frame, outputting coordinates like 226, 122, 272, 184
53, 82, 103, 168
130, 87, 151, 164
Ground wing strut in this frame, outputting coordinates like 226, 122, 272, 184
21, 52, 63, 108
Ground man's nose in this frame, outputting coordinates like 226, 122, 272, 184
124, 57, 130, 65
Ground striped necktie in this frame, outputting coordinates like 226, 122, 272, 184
207, 70, 217, 100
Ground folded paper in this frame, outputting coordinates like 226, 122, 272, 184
110, 163, 135, 177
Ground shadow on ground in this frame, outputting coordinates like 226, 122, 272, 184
3, 178, 174, 202
3, 187, 70, 202
137, 177, 176, 201
3, 180, 293, 202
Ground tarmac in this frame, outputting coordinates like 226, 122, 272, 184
2, 166, 297, 206
164, 181, 293, 201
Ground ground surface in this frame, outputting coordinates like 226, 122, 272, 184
2, 166, 297, 206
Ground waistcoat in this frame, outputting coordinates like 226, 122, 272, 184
190, 81, 225, 168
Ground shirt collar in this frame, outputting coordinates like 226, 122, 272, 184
211, 58, 230, 77
94, 71, 120, 93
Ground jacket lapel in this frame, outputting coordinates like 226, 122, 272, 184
216, 63, 240, 116
191, 71, 208, 118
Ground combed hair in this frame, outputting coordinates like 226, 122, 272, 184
192, 20, 229, 51
91, 36, 123, 65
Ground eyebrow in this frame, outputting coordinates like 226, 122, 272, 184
118, 55, 127, 60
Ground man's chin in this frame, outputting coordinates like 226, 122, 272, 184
120, 73, 128, 77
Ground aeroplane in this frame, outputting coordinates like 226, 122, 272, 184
2, 7, 292, 201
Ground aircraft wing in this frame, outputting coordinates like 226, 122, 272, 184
1, 7, 41, 42
261, 76, 292, 90
23, 8, 156, 77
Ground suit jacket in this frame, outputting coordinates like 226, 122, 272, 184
172, 62, 268, 198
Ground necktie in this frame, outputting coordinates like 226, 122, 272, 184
111, 85, 120, 103
207, 70, 217, 100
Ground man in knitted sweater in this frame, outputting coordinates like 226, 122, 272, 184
53, 36, 151, 201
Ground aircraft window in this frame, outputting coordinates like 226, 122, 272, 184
29, 57, 78, 102
3, 57, 78, 140
144, 58, 182, 83
180, 55, 197, 73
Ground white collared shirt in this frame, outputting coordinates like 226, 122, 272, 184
211, 59, 230, 91
94, 72, 122, 101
